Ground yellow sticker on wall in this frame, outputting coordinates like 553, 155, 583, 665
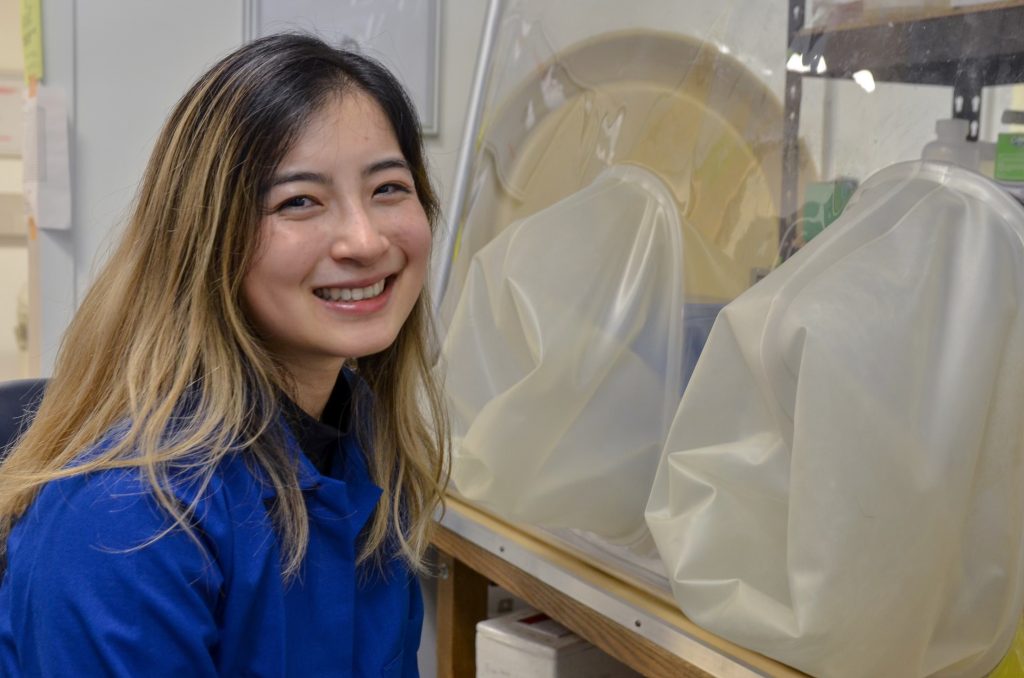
20, 0, 43, 85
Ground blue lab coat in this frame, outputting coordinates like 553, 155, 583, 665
0, 421, 423, 676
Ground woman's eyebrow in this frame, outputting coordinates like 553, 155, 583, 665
364, 157, 410, 177
268, 171, 332, 189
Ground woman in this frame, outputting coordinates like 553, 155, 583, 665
0, 33, 448, 676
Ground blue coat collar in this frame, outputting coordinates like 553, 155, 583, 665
257, 417, 383, 541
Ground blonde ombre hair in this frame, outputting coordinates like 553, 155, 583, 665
0, 34, 449, 577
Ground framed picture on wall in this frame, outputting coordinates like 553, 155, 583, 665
0, 72, 24, 158
244, 0, 441, 135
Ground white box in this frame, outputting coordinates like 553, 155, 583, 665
476, 608, 641, 678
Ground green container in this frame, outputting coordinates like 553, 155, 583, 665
802, 179, 858, 243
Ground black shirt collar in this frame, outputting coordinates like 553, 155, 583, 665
282, 370, 352, 475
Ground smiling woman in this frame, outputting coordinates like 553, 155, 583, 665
244, 93, 433, 417
0, 34, 448, 677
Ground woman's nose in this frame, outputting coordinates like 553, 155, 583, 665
330, 204, 389, 263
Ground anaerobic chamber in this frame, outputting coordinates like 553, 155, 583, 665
439, 0, 816, 559
435, 2, 1024, 676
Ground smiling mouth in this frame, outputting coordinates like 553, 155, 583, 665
313, 277, 390, 302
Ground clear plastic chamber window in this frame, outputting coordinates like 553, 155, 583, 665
437, 3, 1024, 677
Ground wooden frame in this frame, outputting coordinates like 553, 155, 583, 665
431, 497, 804, 678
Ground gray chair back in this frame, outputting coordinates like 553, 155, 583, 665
0, 379, 47, 460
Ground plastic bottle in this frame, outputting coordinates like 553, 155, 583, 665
978, 139, 997, 178
922, 118, 980, 171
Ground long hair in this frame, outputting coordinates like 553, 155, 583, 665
0, 34, 449, 576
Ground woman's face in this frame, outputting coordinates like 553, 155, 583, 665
242, 92, 431, 376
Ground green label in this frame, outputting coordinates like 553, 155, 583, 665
802, 179, 857, 243
996, 133, 1024, 182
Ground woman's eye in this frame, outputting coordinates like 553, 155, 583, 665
374, 182, 412, 198
279, 195, 316, 210
269, 195, 322, 214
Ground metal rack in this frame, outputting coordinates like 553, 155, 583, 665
781, 0, 1024, 247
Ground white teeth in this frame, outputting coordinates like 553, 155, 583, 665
315, 279, 386, 302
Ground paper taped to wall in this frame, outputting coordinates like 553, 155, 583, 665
23, 85, 70, 232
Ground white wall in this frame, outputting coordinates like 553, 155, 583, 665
423, 3, 487, 214
0, 159, 20, 195
0, 0, 21, 69
71, 2, 246, 294
0, 0, 27, 380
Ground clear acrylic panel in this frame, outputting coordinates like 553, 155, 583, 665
437, 2, 1024, 675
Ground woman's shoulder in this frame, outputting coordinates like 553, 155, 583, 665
0, 438, 271, 676
11, 435, 275, 569
64, 425, 269, 502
